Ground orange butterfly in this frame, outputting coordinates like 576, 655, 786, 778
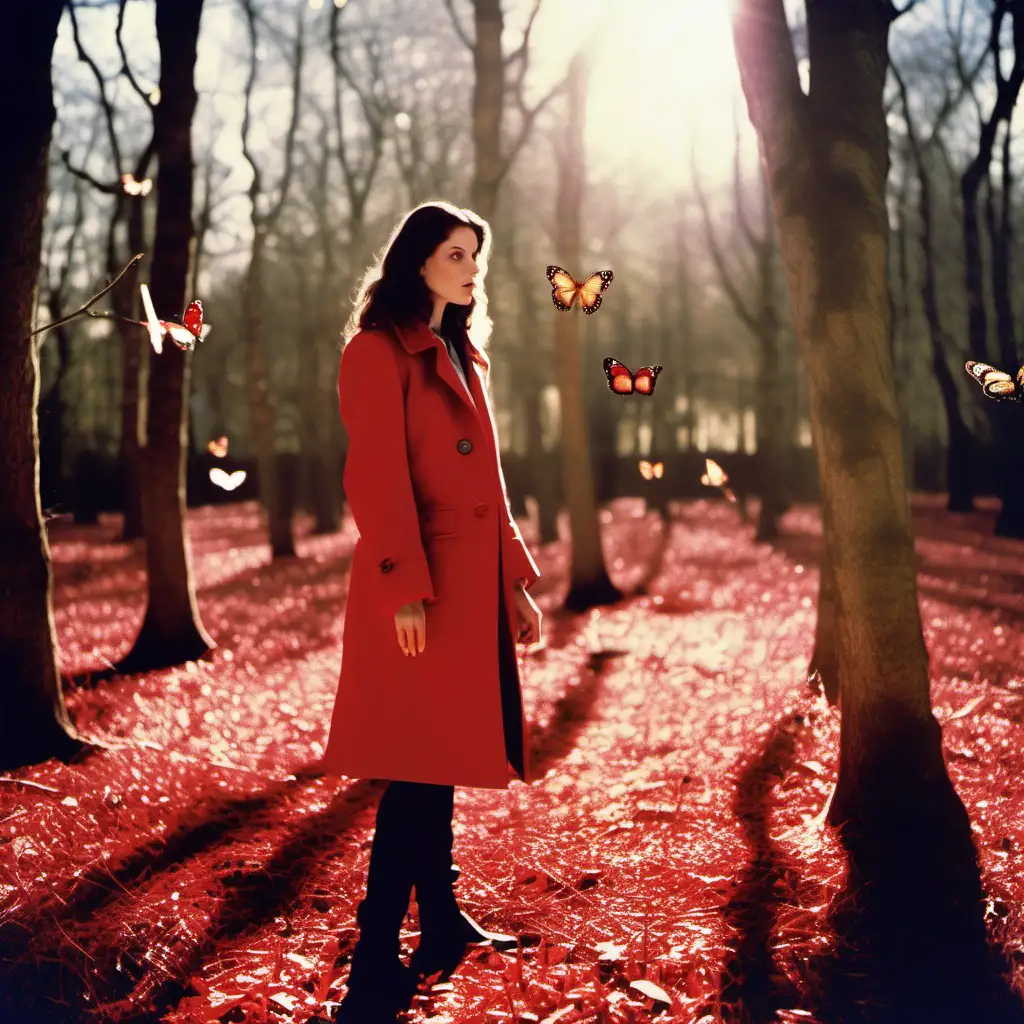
207, 436, 229, 458
638, 460, 664, 480
965, 359, 1023, 402
546, 266, 613, 314
603, 357, 663, 396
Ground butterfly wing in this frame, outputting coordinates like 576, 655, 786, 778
210, 467, 247, 491
603, 357, 635, 395
121, 173, 153, 197
139, 283, 164, 354
577, 270, 614, 314
182, 300, 204, 338
547, 265, 580, 311
207, 436, 229, 458
704, 458, 728, 487
653, 461, 664, 479
965, 360, 1019, 401
638, 460, 653, 480
632, 365, 663, 396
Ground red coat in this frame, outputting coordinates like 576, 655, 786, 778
319, 318, 542, 789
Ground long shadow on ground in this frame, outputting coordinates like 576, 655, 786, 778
718, 714, 803, 1024
808, 776, 1024, 1023
0, 774, 382, 1023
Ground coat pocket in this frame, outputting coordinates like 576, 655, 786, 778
420, 507, 459, 540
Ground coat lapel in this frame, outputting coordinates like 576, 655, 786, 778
391, 318, 485, 419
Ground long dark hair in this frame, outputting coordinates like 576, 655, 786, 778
343, 201, 493, 371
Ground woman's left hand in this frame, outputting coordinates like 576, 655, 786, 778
512, 586, 542, 645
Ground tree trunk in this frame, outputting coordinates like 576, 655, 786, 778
554, 54, 620, 611
734, 8, 998, 1019
985, 136, 1024, 538
118, 0, 214, 673
807, 477, 839, 705
0, 0, 88, 770
117, 164, 153, 542
752, 150, 790, 543
894, 72, 976, 513
38, 297, 71, 515
733, 0, 960, 826
469, 0, 504, 223
241, 236, 295, 558
959, 20, 1024, 526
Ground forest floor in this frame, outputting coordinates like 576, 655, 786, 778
0, 495, 1022, 1024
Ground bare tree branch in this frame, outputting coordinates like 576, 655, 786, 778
263, 4, 304, 229
503, 0, 543, 68
60, 148, 118, 194
691, 151, 759, 336
443, 0, 475, 51
890, 0, 925, 22
27, 253, 145, 340
116, 0, 155, 108
731, 102, 760, 251
67, 1, 123, 175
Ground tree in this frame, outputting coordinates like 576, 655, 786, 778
238, 0, 305, 560
443, 0, 562, 225
890, 56, 979, 513
118, 0, 215, 673
732, 0, 1004, 1016
693, 120, 792, 542
957, 0, 1024, 537
62, 0, 157, 541
552, 53, 620, 612
0, 0, 89, 770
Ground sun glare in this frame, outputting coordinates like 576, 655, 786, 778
528, 0, 753, 191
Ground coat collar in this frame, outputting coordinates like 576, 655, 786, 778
389, 317, 485, 417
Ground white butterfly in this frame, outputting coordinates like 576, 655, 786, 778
121, 173, 153, 197
700, 457, 737, 505
209, 468, 247, 491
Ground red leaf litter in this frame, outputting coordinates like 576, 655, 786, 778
1, 496, 1022, 1023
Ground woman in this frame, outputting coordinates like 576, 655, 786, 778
320, 201, 543, 1022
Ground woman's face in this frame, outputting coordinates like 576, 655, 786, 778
420, 225, 480, 309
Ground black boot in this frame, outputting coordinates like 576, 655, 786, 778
336, 898, 418, 1023
410, 819, 518, 986
337, 784, 419, 1023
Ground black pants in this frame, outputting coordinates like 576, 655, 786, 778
359, 781, 456, 948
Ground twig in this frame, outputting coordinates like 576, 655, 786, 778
83, 310, 150, 330
0, 777, 61, 794
26, 253, 144, 339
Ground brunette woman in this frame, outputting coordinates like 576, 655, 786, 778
321, 201, 543, 1021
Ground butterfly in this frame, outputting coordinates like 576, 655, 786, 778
638, 460, 664, 480
207, 436, 229, 458
209, 468, 247, 491
603, 357, 663, 396
700, 457, 737, 504
120, 173, 153, 197
546, 266, 613, 314
140, 283, 211, 354
964, 360, 1023, 402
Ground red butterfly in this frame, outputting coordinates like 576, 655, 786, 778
603, 357, 663, 396
140, 284, 210, 354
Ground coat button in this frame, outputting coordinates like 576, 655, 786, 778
380, 558, 393, 573
457, 438, 473, 454
474, 503, 489, 517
